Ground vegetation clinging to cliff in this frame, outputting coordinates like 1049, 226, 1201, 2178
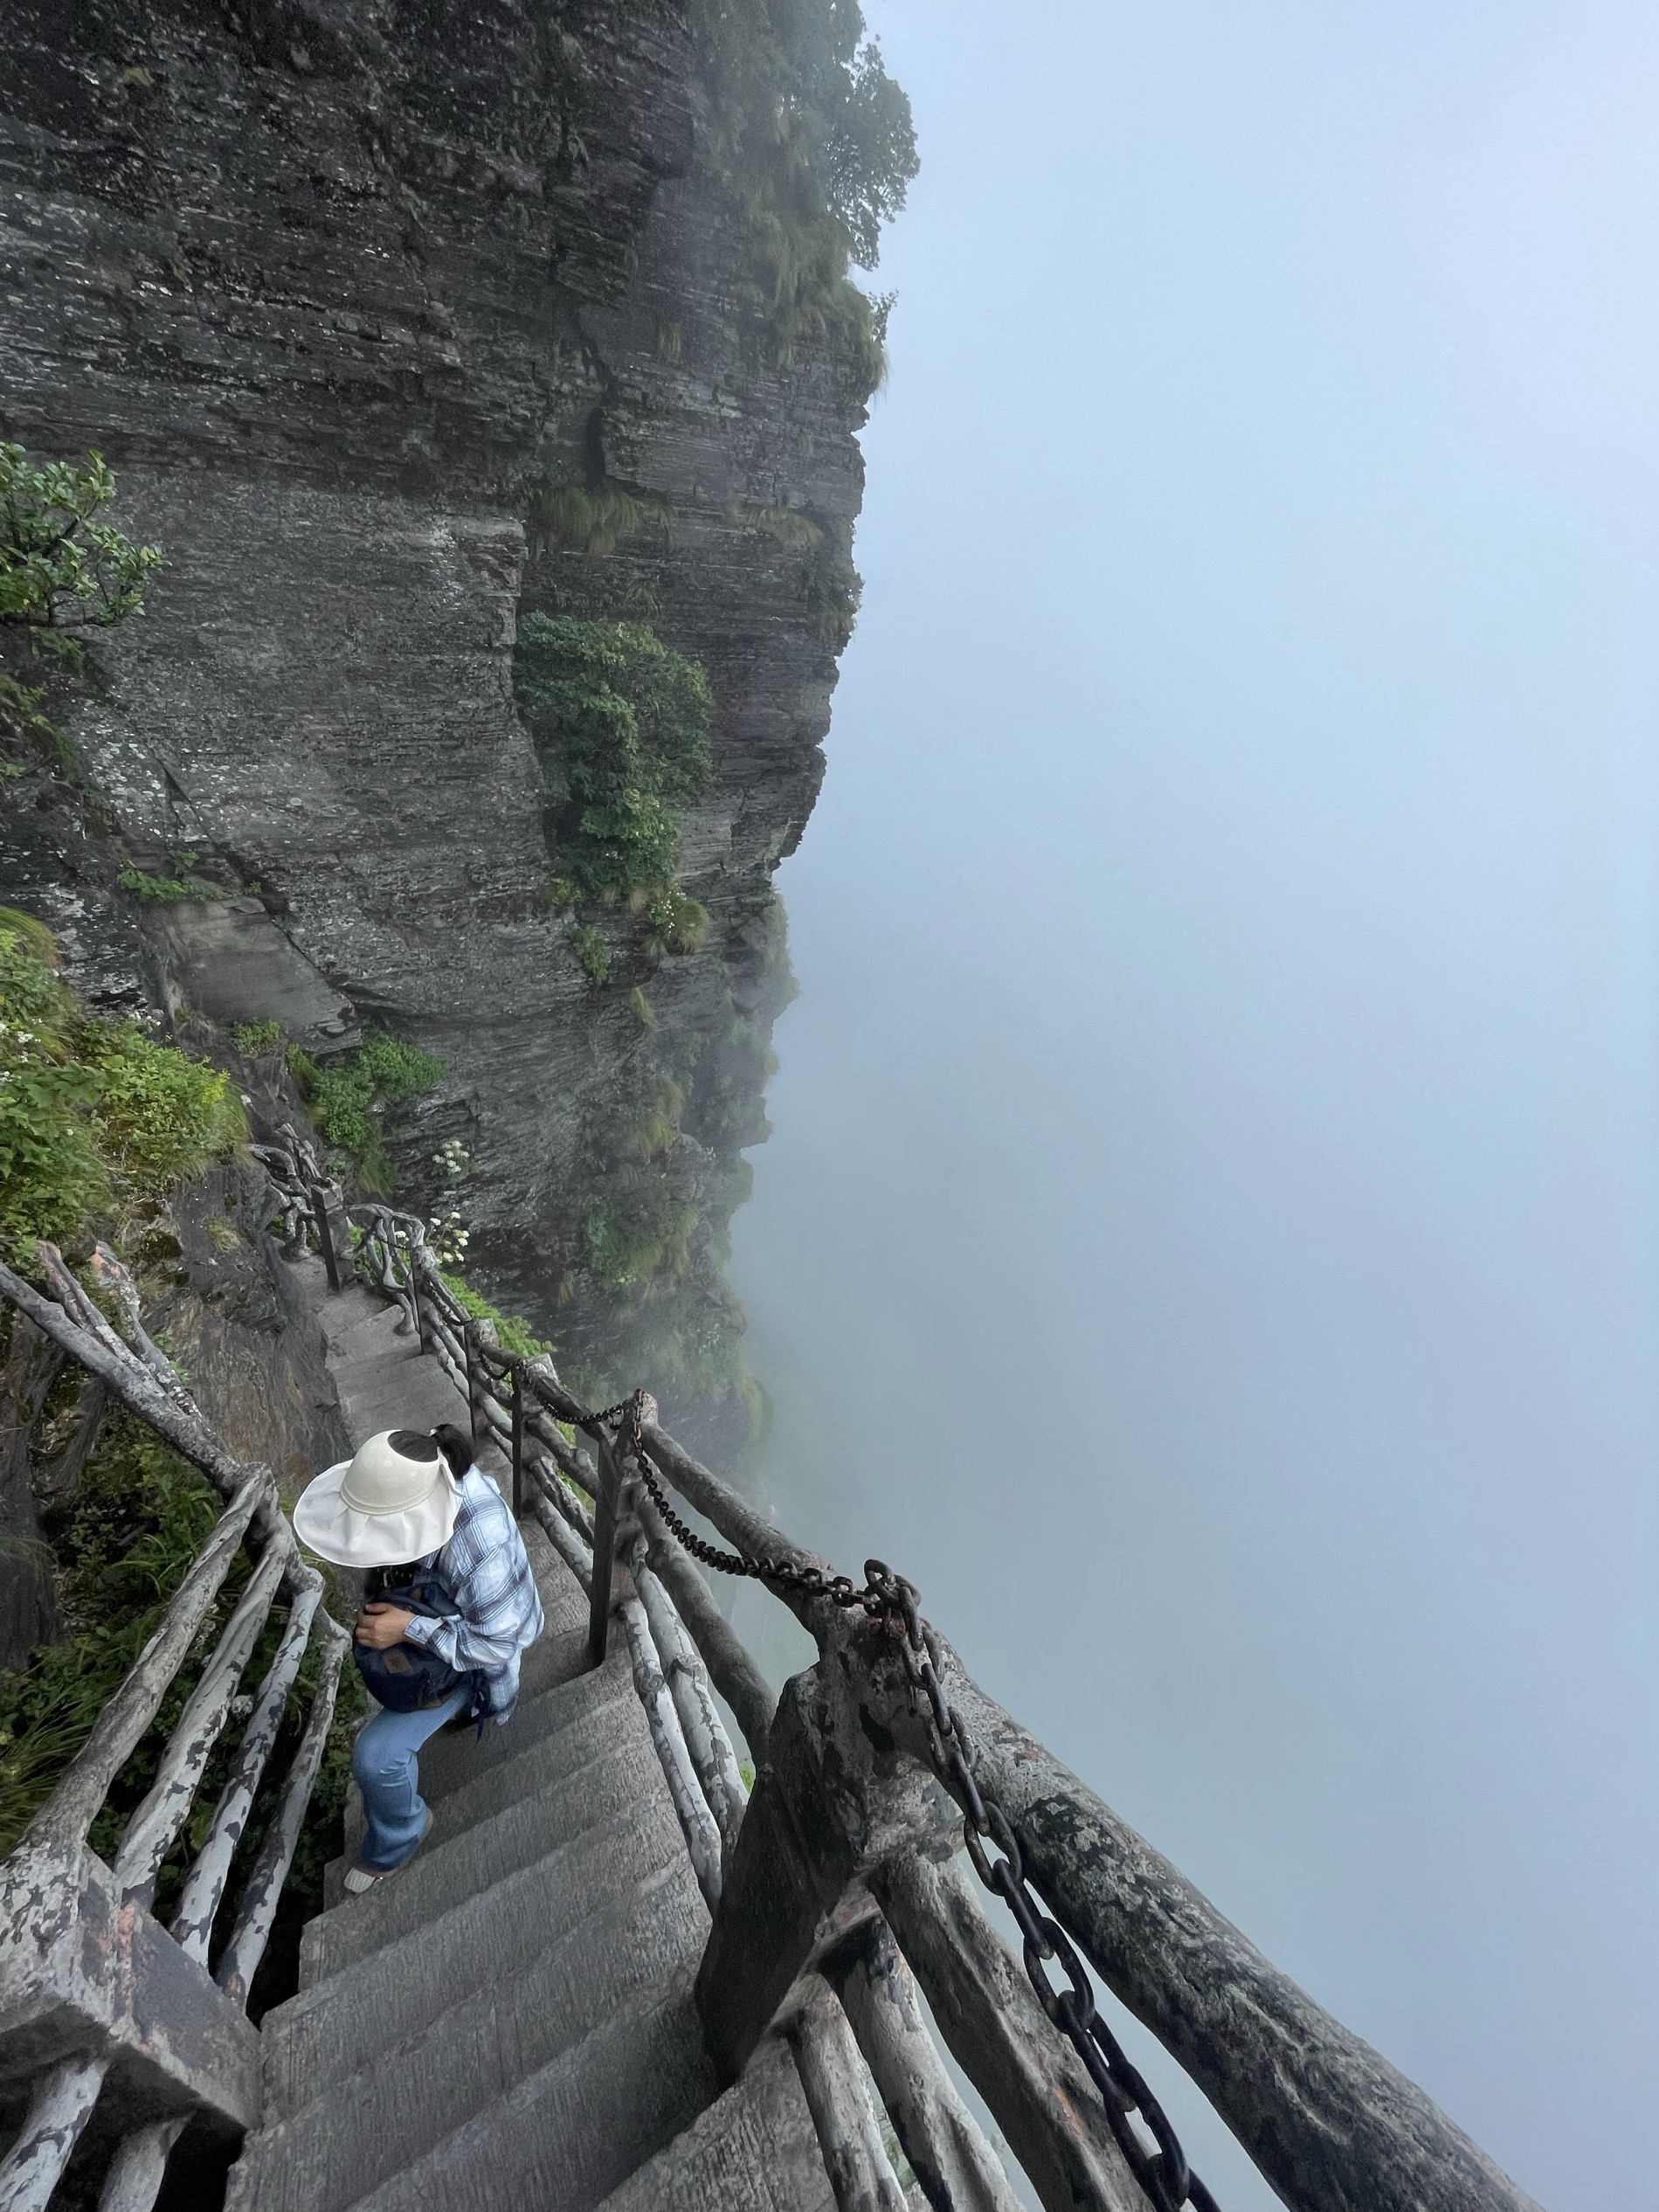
287, 1032, 445, 1194
515, 616, 713, 903
0, 910, 245, 1260
690, 0, 917, 385
0, 443, 162, 632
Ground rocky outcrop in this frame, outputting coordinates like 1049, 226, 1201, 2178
1, 0, 874, 1449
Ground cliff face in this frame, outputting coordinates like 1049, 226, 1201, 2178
1, 0, 875, 1448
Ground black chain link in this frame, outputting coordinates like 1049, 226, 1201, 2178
598, 1392, 1219, 2212
870, 1567, 1222, 2212
612, 1394, 896, 1615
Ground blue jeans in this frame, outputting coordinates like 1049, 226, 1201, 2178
350, 1686, 470, 1870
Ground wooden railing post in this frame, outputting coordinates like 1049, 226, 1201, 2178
510, 1369, 524, 1518
695, 1758, 832, 2082
462, 1322, 480, 1449
308, 1185, 339, 1290
870, 1854, 1148, 2212
820, 1914, 1025, 2212
586, 1429, 629, 1667
785, 1974, 909, 2212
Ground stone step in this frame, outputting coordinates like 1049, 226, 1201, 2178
298, 1268, 481, 1447
419, 1672, 638, 1843
589, 2036, 835, 2212
406, 1645, 632, 1814
328, 1654, 634, 1904
337, 1964, 718, 2212
229, 1856, 709, 2212
301, 1721, 673, 1987
266, 1798, 689, 2113
524, 1516, 591, 1632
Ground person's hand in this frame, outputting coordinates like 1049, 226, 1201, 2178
355, 1602, 416, 1649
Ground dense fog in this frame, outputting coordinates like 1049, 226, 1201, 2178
729, 3, 1659, 2204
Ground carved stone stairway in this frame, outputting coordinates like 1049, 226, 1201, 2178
224, 1268, 836, 2212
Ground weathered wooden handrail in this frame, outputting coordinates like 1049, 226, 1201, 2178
930, 1637, 1545, 2212
819, 1914, 1026, 2212
0, 1250, 352, 2212
215, 1612, 352, 2009
633, 1479, 777, 1767
20, 1470, 269, 1856
113, 1539, 289, 1903
628, 1531, 749, 1852
170, 1575, 325, 1962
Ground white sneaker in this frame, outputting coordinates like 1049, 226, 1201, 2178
343, 1807, 432, 1896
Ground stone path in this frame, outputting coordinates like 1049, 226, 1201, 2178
224, 1263, 833, 2212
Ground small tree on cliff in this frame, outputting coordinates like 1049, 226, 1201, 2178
0, 444, 162, 632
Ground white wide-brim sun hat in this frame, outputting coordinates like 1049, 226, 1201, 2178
292, 1429, 462, 1568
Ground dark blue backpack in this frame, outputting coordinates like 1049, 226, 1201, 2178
354, 1564, 479, 1720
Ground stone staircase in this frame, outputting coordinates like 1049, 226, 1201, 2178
221, 1266, 835, 2212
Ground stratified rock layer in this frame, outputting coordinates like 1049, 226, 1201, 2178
1, 0, 871, 1446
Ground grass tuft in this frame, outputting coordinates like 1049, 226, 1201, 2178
0, 910, 245, 1258
117, 868, 219, 905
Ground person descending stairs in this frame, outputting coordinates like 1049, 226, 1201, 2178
224, 1272, 836, 2212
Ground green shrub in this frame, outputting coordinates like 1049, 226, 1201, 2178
0, 910, 245, 1257
516, 616, 713, 906
231, 1020, 282, 1055
116, 868, 218, 905
582, 1171, 696, 1293
84, 1021, 247, 1196
578, 1077, 694, 1293
637, 891, 710, 958
568, 925, 611, 989
436, 1270, 555, 1361
0, 671, 65, 762
690, 1013, 778, 1154
722, 500, 823, 550
0, 1410, 229, 1854
0, 444, 163, 632
287, 1032, 445, 1193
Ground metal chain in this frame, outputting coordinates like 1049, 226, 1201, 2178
867, 1566, 1221, 2212
600, 1393, 1220, 2212
623, 1405, 892, 1614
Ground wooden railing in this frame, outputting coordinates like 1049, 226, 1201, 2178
0, 1248, 350, 2212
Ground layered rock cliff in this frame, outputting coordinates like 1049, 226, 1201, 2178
1, 0, 897, 1450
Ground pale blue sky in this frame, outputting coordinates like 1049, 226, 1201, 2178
729, 4, 1659, 2206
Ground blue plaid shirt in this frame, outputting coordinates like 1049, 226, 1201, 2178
400, 1468, 544, 1721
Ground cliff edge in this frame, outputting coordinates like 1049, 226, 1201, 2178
0, 0, 912, 1450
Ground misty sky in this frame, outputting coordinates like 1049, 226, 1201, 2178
726, 4, 1659, 2206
